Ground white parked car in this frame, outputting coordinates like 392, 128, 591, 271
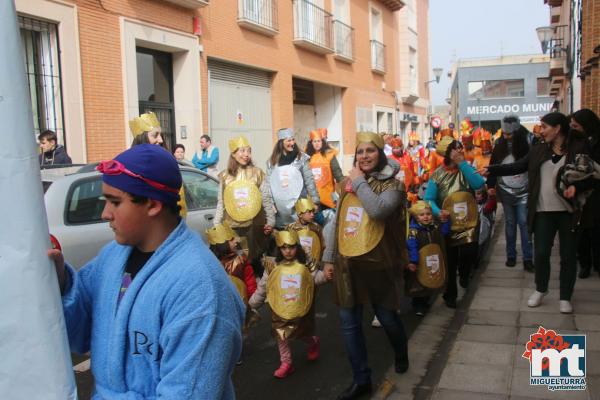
42, 164, 219, 270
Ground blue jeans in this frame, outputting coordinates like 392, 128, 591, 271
503, 200, 532, 261
338, 304, 408, 385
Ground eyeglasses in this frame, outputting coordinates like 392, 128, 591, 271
96, 160, 179, 193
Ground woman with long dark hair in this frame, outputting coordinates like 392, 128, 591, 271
306, 128, 344, 209
424, 136, 486, 309
487, 115, 533, 271
569, 109, 600, 278
130, 112, 164, 147
484, 112, 589, 313
322, 133, 409, 400
267, 128, 320, 229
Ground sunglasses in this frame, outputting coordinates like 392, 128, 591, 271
96, 160, 179, 194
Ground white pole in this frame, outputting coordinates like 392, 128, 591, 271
0, 1, 77, 399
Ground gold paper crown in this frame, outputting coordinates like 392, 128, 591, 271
295, 197, 316, 214
408, 131, 419, 142
275, 230, 299, 247
228, 135, 250, 153
205, 223, 237, 245
436, 136, 454, 156
357, 132, 384, 149
409, 200, 432, 217
129, 112, 161, 137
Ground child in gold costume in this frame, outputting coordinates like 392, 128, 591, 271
285, 197, 325, 271
249, 230, 332, 378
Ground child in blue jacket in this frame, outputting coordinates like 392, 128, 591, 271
406, 200, 450, 316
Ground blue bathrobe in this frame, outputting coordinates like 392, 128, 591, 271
62, 221, 245, 399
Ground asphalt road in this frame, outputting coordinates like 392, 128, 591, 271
74, 284, 425, 399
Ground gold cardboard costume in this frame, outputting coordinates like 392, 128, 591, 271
442, 191, 478, 232
430, 167, 479, 246
417, 243, 446, 289
436, 136, 454, 156
275, 229, 299, 247
296, 227, 322, 266
295, 197, 316, 214
229, 135, 250, 153
206, 223, 237, 245
337, 193, 385, 257
224, 180, 262, 222
267, 260, 314, 320
409, 200, 432, 217
332, 174, 407, 309
129, 112, 160, 136
230, 275, 248, 304
357, 132, 385, 149
219, 167, 266, 228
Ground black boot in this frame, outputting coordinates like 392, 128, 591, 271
524, 260, 535, 273
579, 266, 591, 279
395, 355, 409, 374
443, 295, 457, 309
505, 258, 516, 267
336, 382, 372, 400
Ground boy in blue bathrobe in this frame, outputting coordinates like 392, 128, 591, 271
49, 144, 244, 399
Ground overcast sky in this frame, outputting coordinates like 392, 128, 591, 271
428, 0, 550, 105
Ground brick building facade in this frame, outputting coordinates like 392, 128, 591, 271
16, 0, 434, 170
542, 0, 599, 114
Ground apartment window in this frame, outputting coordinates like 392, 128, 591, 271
409, 47, 418, 94
19, 16, 65, 144
537, 77, 551, 96
370, 6, 384, 73
332, 0, 353, 61
468, 79, 525, 99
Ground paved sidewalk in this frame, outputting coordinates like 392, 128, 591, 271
376, 208, 600, 400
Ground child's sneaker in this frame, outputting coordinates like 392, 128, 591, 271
307, 336, 320, 361
273, 362, 295, 379
371, 316, 382, 328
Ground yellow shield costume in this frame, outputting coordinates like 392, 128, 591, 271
417, 243, 446, 289
442, 191, 478, 232
223, 179, 262, 222
267, 261, 314, 320
337, 193, 385, 257
229, 275, 248, 304
297, 227, 322, 263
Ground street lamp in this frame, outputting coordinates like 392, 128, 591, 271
536, 26, 554, 54
425, 67, 443, 85
424, 68, 443, 140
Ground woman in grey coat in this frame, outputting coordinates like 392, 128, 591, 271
266, 128, 320, 229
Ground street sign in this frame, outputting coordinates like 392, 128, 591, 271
431, 116, 442, 129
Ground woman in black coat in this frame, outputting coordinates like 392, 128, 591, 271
569, 109, 600, 278
483, 112, 589, 314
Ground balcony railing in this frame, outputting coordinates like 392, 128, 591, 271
370, 39, 385, 73
238, 0, 278, 36
333, 20, 354, 62
549, 25, 569, 77
293, 0, 333, 54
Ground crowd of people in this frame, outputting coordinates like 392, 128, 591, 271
48, 108, 600, 399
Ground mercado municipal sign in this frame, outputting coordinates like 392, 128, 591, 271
467, 102, 554, 116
